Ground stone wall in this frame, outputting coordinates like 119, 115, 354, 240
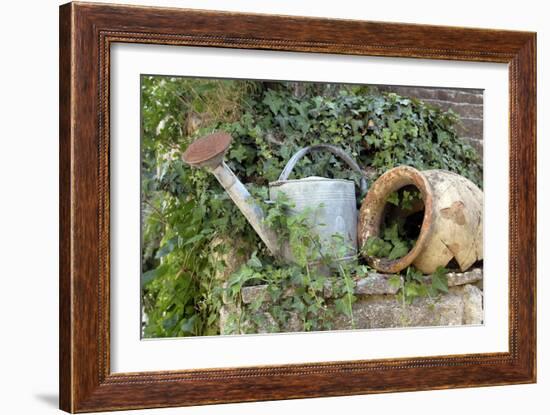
376, 85, 484, 157
220, 268, 483, 334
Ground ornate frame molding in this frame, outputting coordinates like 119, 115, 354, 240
60, 2, 536, 412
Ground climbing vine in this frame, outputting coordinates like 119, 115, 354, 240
140, 76, 482, 338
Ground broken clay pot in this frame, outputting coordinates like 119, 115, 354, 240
358, 166, 483, 274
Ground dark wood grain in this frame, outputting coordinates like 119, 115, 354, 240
59, 3, 73, 411
59, 2, 537, 412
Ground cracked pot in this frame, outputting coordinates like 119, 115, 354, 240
358, 166, 483, 274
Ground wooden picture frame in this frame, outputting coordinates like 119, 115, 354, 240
59, 2, 536, 412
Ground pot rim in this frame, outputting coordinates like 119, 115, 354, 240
358, 165, 434, 273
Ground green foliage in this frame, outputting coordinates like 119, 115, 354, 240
363, 188, 423, 260
224, 262, 338, 333
362, 186, 450, 306
395, 266, 449, 304
223, 196, 359, 334
140, 76, 481, 337
364, 224, 411, 260
259, 193, 325, 267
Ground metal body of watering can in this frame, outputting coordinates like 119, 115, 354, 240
182, 132, 367, 266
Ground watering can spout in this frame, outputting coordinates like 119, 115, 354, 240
182, 132, 281, 257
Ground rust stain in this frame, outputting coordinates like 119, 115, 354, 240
440, 201, 466, 225
182, 132, 232, 165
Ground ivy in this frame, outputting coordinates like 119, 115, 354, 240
140, 77, 480, 337
401, 266, 449, 304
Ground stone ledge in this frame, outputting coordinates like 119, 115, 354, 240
333, 284, 483, 330
221, 283, 483, 334
240, 268, 483, 305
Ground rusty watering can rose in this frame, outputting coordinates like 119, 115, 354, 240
358, 166, 483, 274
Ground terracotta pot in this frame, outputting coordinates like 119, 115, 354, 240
358, 166, 483, 274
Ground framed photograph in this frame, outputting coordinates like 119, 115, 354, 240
59, 2, 536, 412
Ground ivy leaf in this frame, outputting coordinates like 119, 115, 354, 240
363, 236, 392, 258
155, 237, 177, 258
383, 223, 400, 244
229, 145, 248, 163
388, 240, 409, 260
386, 191, 400, 206
431, 266, 449, 293
180, 315, 197, 335
263, 91, 284, 115
140, 269, 158, 289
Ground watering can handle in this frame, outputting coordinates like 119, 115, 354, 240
278, 144, 368, 194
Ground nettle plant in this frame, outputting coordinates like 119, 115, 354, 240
140, 77, 482, 337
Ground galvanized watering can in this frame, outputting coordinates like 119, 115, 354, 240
182, 132, 368, 266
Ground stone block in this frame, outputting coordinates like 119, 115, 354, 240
446, 268, 483, 287
421, 99, 483, 120
240, 285, 269, 305
453, 90, 484, 105
219, 304, 241, 335
354, 273, 402, 295
456, 118, 483, 140
460, 284, 483, 324
333, 290, 465, 329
